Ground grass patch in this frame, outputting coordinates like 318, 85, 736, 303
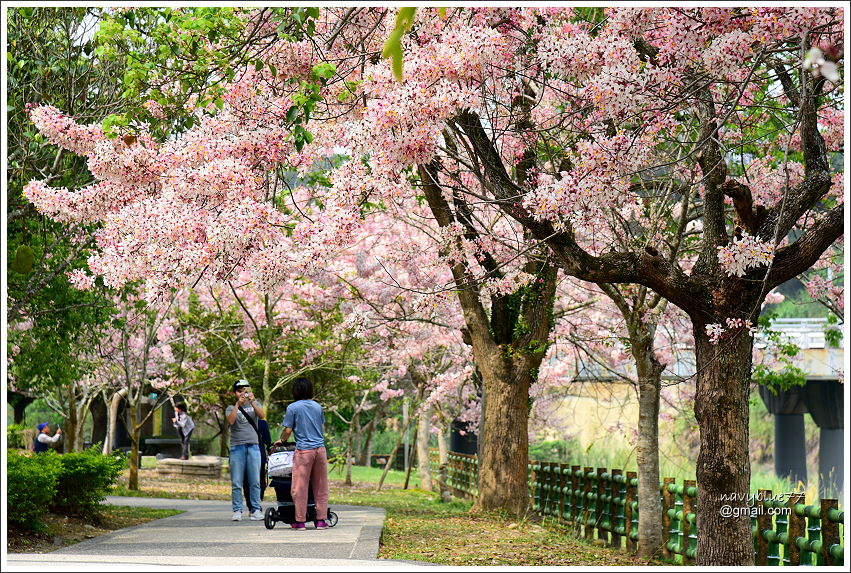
7, 505, 182, 553
328, 483, 660, 566
327, 463, 418, 488
113, 468, 231, 500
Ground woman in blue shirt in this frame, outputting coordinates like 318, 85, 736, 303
275, 377, 328, 531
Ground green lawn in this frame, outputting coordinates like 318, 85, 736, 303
328, 463, 419, 487
328, 484, 657, 566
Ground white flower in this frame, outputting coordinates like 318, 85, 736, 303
717, 231, 774, 277
804, 47, 840, 83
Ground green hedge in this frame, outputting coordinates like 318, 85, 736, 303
6, 423, 30, 449
7, 450, 62, 529
51, 447, 127, 516
7, 447, 128, 529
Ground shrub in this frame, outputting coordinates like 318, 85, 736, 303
7, 450, 62, 530
6, 424, 35, 450
51, 447, 127, 516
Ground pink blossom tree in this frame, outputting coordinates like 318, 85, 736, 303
24, 7, 844, 564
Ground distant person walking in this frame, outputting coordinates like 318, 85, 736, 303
172, 403, 195, 460
274, 377, 329, 531
34, 422, 62, 453
226, 379, 266, 522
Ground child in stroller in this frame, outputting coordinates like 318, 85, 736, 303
263, 444, 338, 529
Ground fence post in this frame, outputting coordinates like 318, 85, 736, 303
438, 461, 451, 502
570, 464, 581, 526
544, 462, 554, 517
610, 469, 622, 549
821, 499, 840, 566
755, 489, 771, 566
625, 471, 638, 553
682, 479, 696, 564
596, 468, 608, 545
786, 492, 806, 566
583, 466, 594, 540
556, 463, 567, 523
661, 477, 675, 559
530, 459, 539, 512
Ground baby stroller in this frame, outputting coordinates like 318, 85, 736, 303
263, 443, 338, 529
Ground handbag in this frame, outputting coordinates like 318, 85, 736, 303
268, 443, 296, 477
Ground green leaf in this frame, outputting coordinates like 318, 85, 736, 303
312, 62, 336, 80
11, 244, 35, 274
285, 106, 299, 123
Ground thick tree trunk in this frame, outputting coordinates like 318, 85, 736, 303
634, 351, 664, 559
103, 388, 127, 454
417, 408, 432, 491
10, 393, 34, 424
419, 161, 555, 517
90, 396, 107, 446
437, 424, 448, 464
127, 401, 140, 490
472, 360, 531, 515
693, 322, 753, 566
73, 401, 89, 451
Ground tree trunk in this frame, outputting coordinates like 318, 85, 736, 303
436, 421, 452, 502
73, 400, 89, 451
377, 416, 413, 491
220, 421, 229, 457
127, 400, 140, 490
357, 407, 382, 465
634, 346, 665, 559
437, 423, 448, 464
90, 395, 107, 446
10, 392, 34, 424
472, 360, 531, 515
419, 161, 556, 517
64, 383, 78, 454
103, 388, 127, 455
345, 416, 356, 486
417, 408, 432, 491
693, 322, 754, 566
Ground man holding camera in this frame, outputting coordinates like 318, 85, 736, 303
34, 422, 62, 453
225, 379, 266, 521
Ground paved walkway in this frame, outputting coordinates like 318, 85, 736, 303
6, 496, 433, 570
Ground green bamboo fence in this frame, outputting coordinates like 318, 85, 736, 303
428, 449, 844, 566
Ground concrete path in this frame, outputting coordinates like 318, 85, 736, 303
6, 496, 433, 570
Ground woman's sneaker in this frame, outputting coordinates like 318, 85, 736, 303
291, 522, 306, 531
232, 511, 242, 521
315, 520, 328, 530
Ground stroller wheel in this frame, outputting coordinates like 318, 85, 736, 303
264, 507, 277, 529
327, 511, 338, 527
